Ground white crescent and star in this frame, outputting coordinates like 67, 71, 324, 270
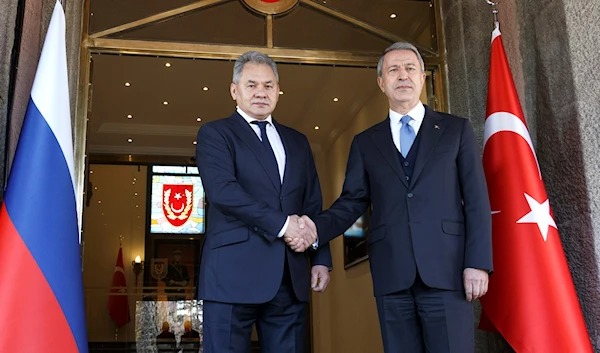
483, 111, 556, 241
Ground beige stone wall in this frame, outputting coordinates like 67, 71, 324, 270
82, 164, 147, 342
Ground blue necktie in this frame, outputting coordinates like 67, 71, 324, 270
251, 121, 281, 182
400, 115, 415, 158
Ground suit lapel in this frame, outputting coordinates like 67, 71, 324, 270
411, 106, 446, 184
370, 118, 409, 189
228, 112, 281, 193
274, 120, 295, 195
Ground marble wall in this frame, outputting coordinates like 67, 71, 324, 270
440, 0, 600, 351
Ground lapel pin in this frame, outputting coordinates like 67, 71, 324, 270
434, 124, 440, 129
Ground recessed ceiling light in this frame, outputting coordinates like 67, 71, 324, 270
90, 170, 93, 174
279, 91, 284, 95
127, 138, 133, 143
390, 13, 397, 19
196, 117, 202, 122
98, 200, 101, 204
134, 192, 138, 196
333, 97, 339, 102
94, 186, 97, 190
125, 82, 131, 87
136, 205, 139, 208
163, 101, 168, 105
127, 114, 132, 119
203, 86, 209, 91
165, 62, 171, 67
314, 126, 320, 130
193, 141, 197, 145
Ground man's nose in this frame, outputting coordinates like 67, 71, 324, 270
254, 86, 267, 96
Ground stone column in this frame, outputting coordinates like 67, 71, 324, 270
0, 0, 83, 200
440, 0, 600, 351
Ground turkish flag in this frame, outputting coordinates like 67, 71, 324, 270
108, 247, 130, 327
479, 25, 592, 352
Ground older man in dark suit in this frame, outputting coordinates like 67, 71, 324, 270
295, 42, 493, 353
196, 51, 332, 353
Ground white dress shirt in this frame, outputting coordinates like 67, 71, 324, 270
237, 108, 290, 237
389, 101, 425, 154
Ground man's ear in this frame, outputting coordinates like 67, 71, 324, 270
230, 82, 237, 100
377, 76, 385, 93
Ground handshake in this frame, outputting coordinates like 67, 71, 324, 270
283, 215, 317, 252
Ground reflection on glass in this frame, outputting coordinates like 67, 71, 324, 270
136, 300, 203, 352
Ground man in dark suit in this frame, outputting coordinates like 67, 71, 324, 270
294, 42, 493, 352
155, 321, 177, 352
195, 51, 332, 353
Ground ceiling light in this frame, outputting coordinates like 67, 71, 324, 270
127, 114, 132, 119
90, 170, 93, 174
390, 13, 397, 19
125, 82, 131, 87
163, 101, 168, 105
98, 200, 101, 204
203, 86, 209, 91
193, 141, 197, 145
134, 192, 138, 196
196, 117, 202, 122
165, 62, 171, 67
314, 126, 320, 130
127, 138, 133, 143
333, 97, 339, 102
279, 91, 284, 95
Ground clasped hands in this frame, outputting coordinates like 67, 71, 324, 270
283, 215, 317, 252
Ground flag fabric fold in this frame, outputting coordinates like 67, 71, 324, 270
108, 246, 131, 327
479, 25, 592, 352
0, 1, 88, 352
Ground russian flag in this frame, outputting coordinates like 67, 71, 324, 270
0, 2, 88, 352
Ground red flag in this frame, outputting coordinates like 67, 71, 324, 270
108, 247, 130, 327
479, 25, 592, 352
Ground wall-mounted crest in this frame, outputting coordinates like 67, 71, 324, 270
241, 0, 299, 15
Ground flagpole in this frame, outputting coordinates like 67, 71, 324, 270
485, 0, 500, 29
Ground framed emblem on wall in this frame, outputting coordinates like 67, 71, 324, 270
241, 0, 299, 15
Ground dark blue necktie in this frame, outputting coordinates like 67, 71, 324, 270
251, 120, 281, 183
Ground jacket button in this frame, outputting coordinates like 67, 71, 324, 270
279, 196, 284, 201
407, 193, 414, 198
253, 227, 259, 232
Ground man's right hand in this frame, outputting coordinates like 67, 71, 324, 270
283, 215, 316, 252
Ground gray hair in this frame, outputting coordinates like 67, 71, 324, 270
377, 42, 425, 77
232, 51, 279, 84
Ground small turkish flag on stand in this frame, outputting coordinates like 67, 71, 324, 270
479, 24, 592, 352
108, 247, 130, 327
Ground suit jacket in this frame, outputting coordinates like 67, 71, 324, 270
315, 105, 492, 296
196, 111, 332, 304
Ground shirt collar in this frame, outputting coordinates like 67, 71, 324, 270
389, 101, 425, 125
237, 107, 274, 125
